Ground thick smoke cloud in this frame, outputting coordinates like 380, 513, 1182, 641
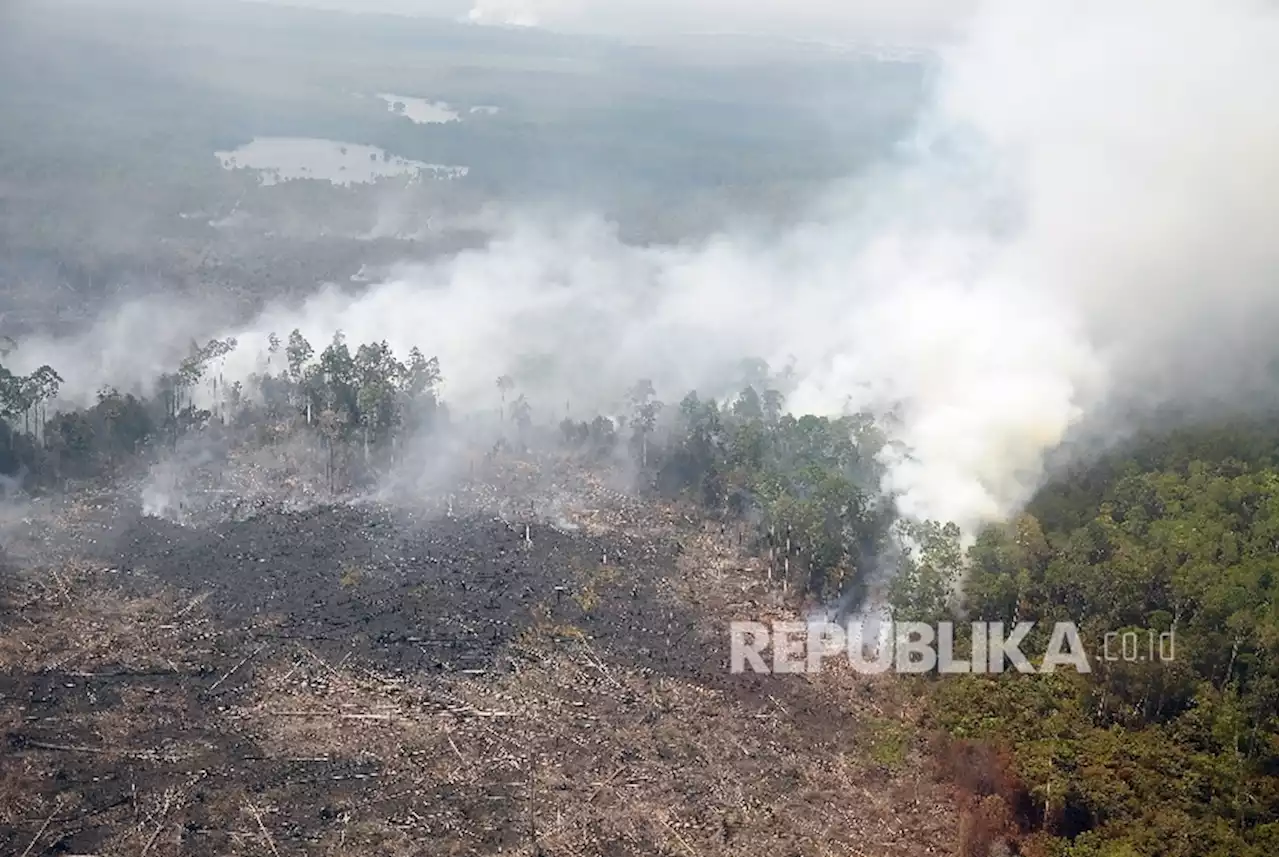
13, 0, 1277, 534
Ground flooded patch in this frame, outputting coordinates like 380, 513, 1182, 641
214, 137, 468, 186
377, 93, 460, 124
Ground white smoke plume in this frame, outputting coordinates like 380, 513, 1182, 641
11, 0, 1277, 535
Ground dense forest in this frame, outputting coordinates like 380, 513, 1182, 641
1, 331, 1275, 857
935, 423, 1277, 857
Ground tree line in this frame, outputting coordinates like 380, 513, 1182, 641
1, 331, 1275, 856
0, 330, 442, 489
0, 334, 914, 605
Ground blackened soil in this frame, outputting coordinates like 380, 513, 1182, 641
107, 504, 716, 680
0, 501, 954, 856
0, 503, 727, 855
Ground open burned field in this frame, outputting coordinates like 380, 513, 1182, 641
0, 474, 958, 856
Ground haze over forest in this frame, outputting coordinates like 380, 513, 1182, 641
0, 1, 1276, 855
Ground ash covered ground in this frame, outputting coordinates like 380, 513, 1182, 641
0, 453, 956, 856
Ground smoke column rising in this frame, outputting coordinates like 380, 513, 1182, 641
12, 0, 1277, 535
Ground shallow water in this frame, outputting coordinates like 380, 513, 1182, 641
214, 137, 468, 186
377, 93, 460, 124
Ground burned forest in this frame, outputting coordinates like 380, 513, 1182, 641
0, 334, 961, 855
2, 1, 1278, 856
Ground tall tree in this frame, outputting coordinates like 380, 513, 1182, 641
285, 330, 312, 379
26, 365, 63, 441
354, 340, 405, 459
401, 347, 442, 432
495, 374, 515, 422
627, 379, 661, 468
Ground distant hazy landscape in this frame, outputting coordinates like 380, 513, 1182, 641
0, 0, 926, 337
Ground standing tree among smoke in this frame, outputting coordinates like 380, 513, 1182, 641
0, 362, 63, 442
495, 374, 515, 423
627, 378, 661, 468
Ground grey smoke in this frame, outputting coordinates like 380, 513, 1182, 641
12, 0, 1277, 536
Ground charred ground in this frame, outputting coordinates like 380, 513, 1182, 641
0, 461, 956, 856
